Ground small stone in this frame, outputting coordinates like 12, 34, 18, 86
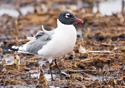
96, 36, 105, 41
119, 34, 125, 41
112, 36, 118, 41
75, 49, 79, 53
36, 85, 43, 88
119, 62, 123, 65
79, 54, 88, 59
65, 55, 74, 60
96, 62, 103, 68
78, 64, 85, 69
103, 64, 109, 73
107, 59, 111, 64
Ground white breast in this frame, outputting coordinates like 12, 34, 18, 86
38, 20, 77, 60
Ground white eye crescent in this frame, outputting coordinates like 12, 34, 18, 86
65, 13, 70, 18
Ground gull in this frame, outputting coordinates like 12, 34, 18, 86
12, 11, 83, 80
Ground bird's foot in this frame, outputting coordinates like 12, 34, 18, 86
60, 71, 70, 80
51, 78, 55, 81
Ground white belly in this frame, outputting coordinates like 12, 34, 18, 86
38, 25, 77, 60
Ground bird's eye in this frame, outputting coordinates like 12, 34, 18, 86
65, 13, 71, 18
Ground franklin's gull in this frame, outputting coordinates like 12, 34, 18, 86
12, 11, 83, 80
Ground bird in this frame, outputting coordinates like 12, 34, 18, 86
12, 11, 83, 80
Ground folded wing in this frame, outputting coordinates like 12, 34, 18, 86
18, 31, 51, 54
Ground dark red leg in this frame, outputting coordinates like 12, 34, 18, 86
49, 62, 54, 81
55, 59, 70, 79
55, 59, 61, 74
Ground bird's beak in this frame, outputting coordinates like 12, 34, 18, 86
74, 18, 83, 23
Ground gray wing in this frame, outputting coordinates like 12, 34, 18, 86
25, 31, 51, 54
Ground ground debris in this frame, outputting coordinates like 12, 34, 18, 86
0, 0, 125, 87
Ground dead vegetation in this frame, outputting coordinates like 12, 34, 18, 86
0, 0, 125, 88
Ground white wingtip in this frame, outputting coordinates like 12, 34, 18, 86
42, 25, 46, 32
41, 25, 55, 35
11, 45, 19, 50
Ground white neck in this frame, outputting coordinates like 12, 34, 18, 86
57, 19, 73, 28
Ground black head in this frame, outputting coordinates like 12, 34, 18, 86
58, 11, 83, 25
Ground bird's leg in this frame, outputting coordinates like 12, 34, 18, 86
55, 59, 61, 74
55, 59, 70, 80
49, 62, 54, 81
